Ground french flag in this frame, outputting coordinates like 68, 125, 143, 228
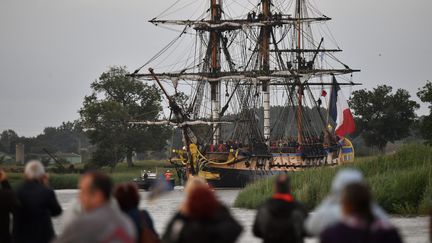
329, 76, 356, 137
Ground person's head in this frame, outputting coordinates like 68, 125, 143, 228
331, 168, 364, 195
274, 174, 291, 194
186, 185, 219, 219
184, 176, 208, 196
113, 183, 140, 212
79, 171, 113, 212
341, 183, 374, 223
24, 160, 46, 181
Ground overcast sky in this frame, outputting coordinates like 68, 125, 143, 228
0, 0, 431, 136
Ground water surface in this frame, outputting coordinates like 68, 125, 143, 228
54, 189, 429, 243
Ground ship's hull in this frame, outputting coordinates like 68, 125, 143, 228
172, 139, 355, 188
202, 166, 288, 188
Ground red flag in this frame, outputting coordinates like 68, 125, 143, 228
321, 89, 327, 97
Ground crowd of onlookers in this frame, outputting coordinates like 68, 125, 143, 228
0, 160, 431, 243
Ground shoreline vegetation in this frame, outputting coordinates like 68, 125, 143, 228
234, 144, 432, 216
3, 160, 175, 189
3, 144, 431, 216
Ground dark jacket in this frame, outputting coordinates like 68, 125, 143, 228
125, 208, 158, 243
320, 221, 403, 243
162, 205, 242, 243
253, 196, 307, 243
13, 180, 62, 243
0, 180, 18, 243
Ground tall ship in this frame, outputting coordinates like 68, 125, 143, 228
131, 0, 360, 187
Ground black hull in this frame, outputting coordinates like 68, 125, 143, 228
203, 167, 287, 188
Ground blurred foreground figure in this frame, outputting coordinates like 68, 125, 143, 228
253, 174, 307, 243
162, 177, 242, 243
13, 160, 62, 243
54, 172, 136, 243
320, 183, 402, 243
0, 169, 18, 243
305, 168, 389, 236
114, 183, 159, 243
61, 196, 120, 229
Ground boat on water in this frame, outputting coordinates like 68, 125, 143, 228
131, 0, 359, 188
133, 170, 175, 191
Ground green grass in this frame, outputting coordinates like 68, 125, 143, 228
234, 144, 432, 215
3, 159, 176, 190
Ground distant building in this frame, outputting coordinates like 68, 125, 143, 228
0, 152, 13, 163
16, 143, 25, 164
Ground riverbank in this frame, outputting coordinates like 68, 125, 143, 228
3, 159, 174, 189
234, 144, 432, 215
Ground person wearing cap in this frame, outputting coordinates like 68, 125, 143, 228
13, 160, 62, 243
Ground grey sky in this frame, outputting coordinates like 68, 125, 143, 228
0, 0, 430, 136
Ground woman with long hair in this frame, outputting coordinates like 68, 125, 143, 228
162, 176, 242, 243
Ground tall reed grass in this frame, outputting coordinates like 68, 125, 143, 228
234, 144, 432, 215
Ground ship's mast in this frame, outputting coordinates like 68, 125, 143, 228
210, 0, 222, 145
260, 0, 271, 145
296, 0, 303, 145
133, 0, 362, 149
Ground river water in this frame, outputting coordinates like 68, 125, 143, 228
53, 189, 430, 243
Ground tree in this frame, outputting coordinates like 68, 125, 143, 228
29, 121, 89, 154
417, 80, 432, 144
349, 85, 419, 152
79, 66, 170, 167
0, 129, 19, 154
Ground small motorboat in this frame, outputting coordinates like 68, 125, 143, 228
133, 170, 175, 191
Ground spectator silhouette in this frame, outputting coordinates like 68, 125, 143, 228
54, 172, 136, 243
162, 176, 242, 243
320, 183, 402, 243
305, 168, 389, 236
253, 174, 307, 243
114, 182, 159, 243
0, 169, 18, 243
13, 160, 62, 243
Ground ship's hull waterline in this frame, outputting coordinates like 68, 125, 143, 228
172, 139, 355, 188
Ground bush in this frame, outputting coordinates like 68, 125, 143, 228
234, 144, 432, 215
48, 174, 80, 189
